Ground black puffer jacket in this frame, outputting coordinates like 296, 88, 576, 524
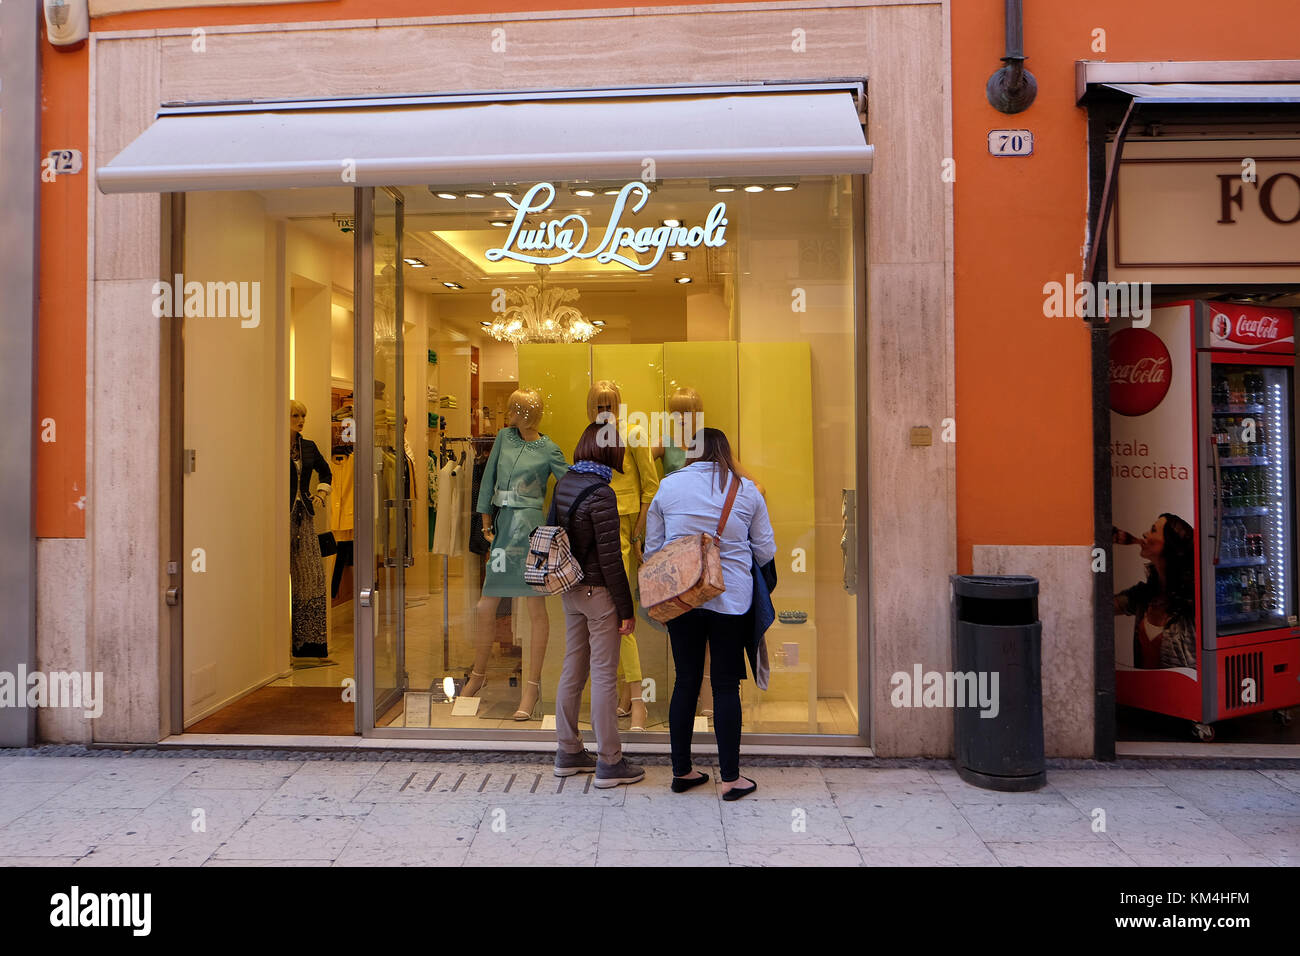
549, 470, 634, 620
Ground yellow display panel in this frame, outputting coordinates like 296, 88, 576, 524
591, 344, 665, 434
662, 341, 739, 457
517, 343, 590, 464
739, 342, 815, 621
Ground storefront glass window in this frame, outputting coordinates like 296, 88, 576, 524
179, 174, 860, 738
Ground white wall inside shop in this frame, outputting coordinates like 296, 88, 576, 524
288, 224, 342, 654
182, 190, 286, 724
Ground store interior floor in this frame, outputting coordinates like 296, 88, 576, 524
186, 581, 858, 737
1116, 704, 1300, 745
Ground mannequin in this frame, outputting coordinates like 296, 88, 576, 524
463, 387, 569, 719
289, 400, 332, 657
588, 380, 659, 731
655, 386, 703, 476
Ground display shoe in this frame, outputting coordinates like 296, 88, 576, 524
617, 684, 632, 719
512, 679, 541, 720
462, 670, 487, 698
629, 697, 648, 732
671, 770, 710, 793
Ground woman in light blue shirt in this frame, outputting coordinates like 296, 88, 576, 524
644, 427, 776, 800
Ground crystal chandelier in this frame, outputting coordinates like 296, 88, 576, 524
485, 264, 601, 344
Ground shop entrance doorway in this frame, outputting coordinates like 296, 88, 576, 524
177, 187, 365, 736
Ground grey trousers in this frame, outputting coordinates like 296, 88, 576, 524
556, 584, 623, 765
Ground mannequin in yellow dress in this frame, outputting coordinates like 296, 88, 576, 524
588, 381, 657, 730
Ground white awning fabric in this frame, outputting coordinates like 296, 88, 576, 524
1103, 82, 1300, 104
97, 90, 874, 193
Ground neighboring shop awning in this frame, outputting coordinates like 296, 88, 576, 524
1100, 82, 1300, 104
96, 87, 874, 193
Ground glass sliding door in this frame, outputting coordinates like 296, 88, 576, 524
357, 186, 409, 727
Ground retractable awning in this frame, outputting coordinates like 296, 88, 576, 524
96, 87, 874, 193
1100, 82, 1300, 104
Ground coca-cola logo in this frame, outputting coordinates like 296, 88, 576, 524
1109, 328, 1172, 416
1235, 313, 1281, 340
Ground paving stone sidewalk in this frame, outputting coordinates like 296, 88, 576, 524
0, 748, 1297, 866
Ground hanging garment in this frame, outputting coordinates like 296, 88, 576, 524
430, 457, 462, 555
467, 454, 490, 555
475, 427, 569, 597
328, 450, 355, 537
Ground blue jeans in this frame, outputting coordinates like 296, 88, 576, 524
667, 607, 748, 782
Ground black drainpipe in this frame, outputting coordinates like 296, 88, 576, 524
987, 0, 1038, 114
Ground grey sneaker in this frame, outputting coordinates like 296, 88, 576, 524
554, 748, 598, 777
594, 757, 645, 788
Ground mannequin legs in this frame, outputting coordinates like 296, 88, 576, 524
464, 594, 549, 717
616, 514, 648, 729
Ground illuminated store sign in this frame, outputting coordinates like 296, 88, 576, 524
485, 181, 728, 272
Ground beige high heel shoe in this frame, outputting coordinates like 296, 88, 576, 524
462, 670, 487, 698
513, 679, 541, 720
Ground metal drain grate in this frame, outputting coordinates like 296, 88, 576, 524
394, 769, 599, 797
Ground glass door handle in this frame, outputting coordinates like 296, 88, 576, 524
841, 489, 857, 593
402, 498, 415, 568
382, 498, 400, 568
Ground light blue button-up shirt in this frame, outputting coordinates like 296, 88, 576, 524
644, 462, 777, 615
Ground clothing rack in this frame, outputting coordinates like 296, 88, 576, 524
435, 435, 496, 672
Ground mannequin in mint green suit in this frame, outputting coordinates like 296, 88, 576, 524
462, 388, 569, 720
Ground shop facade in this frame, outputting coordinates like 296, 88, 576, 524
23, 1, 961, 755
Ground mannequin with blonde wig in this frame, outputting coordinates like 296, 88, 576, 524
587, 379, 661, 730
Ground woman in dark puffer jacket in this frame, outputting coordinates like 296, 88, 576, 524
551, 422, 644, 789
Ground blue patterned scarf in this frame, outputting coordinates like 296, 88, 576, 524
571, 460, 612, 482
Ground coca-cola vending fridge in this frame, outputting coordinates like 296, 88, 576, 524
1111, 300, 1300, 740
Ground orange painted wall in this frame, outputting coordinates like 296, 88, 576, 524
951, 0, 1300, 572
36, 28, 88, 537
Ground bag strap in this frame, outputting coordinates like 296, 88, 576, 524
564, 483, 604, 536
715, 475, 740, 538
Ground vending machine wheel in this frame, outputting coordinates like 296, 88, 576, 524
1192, 722, 1216, 742
1274, 709, 1294, 727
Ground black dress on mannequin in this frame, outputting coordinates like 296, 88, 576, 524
290, 433, 331, 656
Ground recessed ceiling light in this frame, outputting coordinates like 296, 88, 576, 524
442, 281, 463, 290
434, 191, 459, 200
743, 184, 765, 193
592, 320, 605, 326
572, 187, 597, 197
492, 189, 515, 199
663, 219, 682, 227
773, 184, 797, 192
712, 185, 736, 193
403, 257, 427, 268
602, 187, 623, 195
464, 190, 486, 199
675, 277, 692, 284
481, 321, 492, 327
669, 251, 687, 262
489, 220, 511, 227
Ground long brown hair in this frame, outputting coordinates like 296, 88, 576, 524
687, 427, 741, 492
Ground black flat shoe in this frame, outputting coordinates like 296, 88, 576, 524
721, 776, 757, 801
671, 771, 710, 793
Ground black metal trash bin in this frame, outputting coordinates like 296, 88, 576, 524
950, 574, 1045, 791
